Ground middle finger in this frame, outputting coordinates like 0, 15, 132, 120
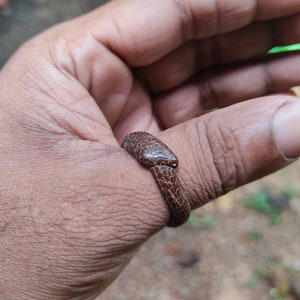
139, 14, 300, 93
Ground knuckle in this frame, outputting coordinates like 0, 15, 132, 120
192, 115, 245, 203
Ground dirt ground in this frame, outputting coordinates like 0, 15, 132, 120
1, 2, 300, 300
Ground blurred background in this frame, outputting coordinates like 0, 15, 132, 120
1, 1, 300, 299
0, 0, 107, 67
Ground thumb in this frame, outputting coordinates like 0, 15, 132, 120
157, 95, 299, 210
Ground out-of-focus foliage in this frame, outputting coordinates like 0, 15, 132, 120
269, 43, 300, 53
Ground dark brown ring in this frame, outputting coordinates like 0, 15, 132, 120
121, 131, 191, 227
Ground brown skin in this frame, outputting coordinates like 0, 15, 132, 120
0, 0, 300, 298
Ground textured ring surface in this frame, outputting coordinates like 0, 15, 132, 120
121, 131, 191, 227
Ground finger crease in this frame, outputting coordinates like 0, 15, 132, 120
198, 78, 219, 109
174, 0, 196, 42
261, 63, 274, 94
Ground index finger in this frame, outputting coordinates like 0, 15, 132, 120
89, 0, 300, 66
158, 95, 300, 209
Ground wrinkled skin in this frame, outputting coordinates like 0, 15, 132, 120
0, 0, 300, 298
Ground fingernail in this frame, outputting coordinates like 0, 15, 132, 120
273, 100, 300, 158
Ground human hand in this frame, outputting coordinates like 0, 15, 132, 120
0, 0, 300, 298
